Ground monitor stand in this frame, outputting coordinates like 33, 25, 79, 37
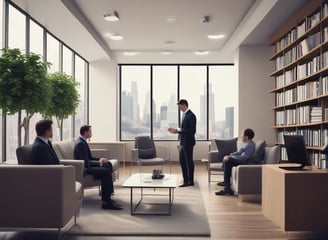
279, 164, 307, 171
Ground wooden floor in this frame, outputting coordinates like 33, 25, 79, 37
1, 162, 327, 240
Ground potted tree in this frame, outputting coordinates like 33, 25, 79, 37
0, 48, 51, 146
45, 72, 80, 140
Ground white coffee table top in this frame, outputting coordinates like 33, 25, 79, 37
123, 173, 177, 188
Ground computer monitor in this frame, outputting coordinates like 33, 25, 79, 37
281, 135, 312, 170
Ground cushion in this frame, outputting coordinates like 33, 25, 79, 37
248, 140, 266, 164
215, 138, 238, 161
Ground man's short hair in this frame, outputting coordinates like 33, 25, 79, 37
35, 119, 53, 136
244, 128, 255, 140
177, 99, 188, 107
80, 125, 91, 135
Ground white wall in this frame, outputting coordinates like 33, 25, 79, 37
89, 59, 118, 141
237, 46, 276, 143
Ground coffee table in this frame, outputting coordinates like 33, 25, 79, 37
122, 173, 177, 215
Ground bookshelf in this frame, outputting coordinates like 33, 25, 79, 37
269, 0, 328, 167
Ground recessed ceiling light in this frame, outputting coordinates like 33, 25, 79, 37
161, 51, 172, 55
194, 51, 209, 55
104, 11, 119, 22
123, 51, 139, 56
106, 33, 123, 40
208, 34, 225, 40
109, 34, 123, 41
165, 16, 176, 23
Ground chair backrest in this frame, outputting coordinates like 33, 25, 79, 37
215, 138, 238, 162
135, 136, 157, 159
16, 144, 33, 164
264, 145, 281, 164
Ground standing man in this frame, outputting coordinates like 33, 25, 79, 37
30, 119, 60, 165
74, 125, 122, 210
168, 99, 197, 187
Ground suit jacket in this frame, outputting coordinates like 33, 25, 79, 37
74, 136, 100, 168
179, 110, 196, 147
30, 137, 60, 165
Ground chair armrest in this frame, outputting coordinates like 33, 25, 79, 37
131, 148, 138, 161
60, 159, 84, 183
232, 165, 262, 195
208, 151, 220, 163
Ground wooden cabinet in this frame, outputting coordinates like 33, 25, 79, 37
270, 0, 328, 166
262, 165, 328, 231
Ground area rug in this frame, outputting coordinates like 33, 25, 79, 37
69, 181, 211, 237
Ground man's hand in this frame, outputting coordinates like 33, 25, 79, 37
168, 127, 177, 134
223, 155, 230, 162
99, 158, 109, 164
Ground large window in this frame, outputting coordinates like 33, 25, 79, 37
74, 55, 87, 136
8, 5, 25, 50
120, 64, 236, 141
121, 65, 151, 140
2, 2, 89, 160
209, 65, 237, 139
29, 20, 43, 56
153, 66, 178, 140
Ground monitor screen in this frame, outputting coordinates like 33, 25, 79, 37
283, 135, 312, 168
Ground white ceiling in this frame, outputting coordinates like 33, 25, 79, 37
12, 0, 307, 63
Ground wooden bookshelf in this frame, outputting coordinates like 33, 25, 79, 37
270, 0, 328, 167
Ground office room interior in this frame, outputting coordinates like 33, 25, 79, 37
0, 0, 312, 164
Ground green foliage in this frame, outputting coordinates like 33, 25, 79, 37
0, 48, 51, 115
45, 72, 80, 120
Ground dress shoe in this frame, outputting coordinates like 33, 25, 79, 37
215, 189, 234, 196
179, 182, 194, 187
217, 181, 225, 186
101, 201, 123, 210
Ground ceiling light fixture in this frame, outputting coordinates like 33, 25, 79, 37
165, 16, 177, 23
123, 51, 139, 56
106, 33, 123, 40
104, 11, 119, 22
194, 50, 209, 55
161, 51, 172, 55
208, 34, 225, 40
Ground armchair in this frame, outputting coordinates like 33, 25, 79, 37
231, 145, 281, 201
0, 164, 80, 235
16, 144, 84, 216
208, 138, 238, 183
131, 136, 169, 174
52, 140, 119, 192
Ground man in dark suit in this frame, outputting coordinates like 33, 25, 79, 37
30, 119, 60, 165
74, 125, 122, 210
168, 99, 197, 187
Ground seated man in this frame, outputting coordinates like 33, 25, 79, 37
74, 124, 122, 210
30, 119, 60, 165
215, 128, 256, 196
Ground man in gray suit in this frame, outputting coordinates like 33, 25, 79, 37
168, 99, 197, 187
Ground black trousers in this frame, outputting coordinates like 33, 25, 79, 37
179, 145, 194, 183
223, 159, 240, 190
86, 162, 113, 202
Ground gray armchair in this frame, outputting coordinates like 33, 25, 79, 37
231, 145, 281, 200
208, 138, 238, 183
131, 136, 169, 174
